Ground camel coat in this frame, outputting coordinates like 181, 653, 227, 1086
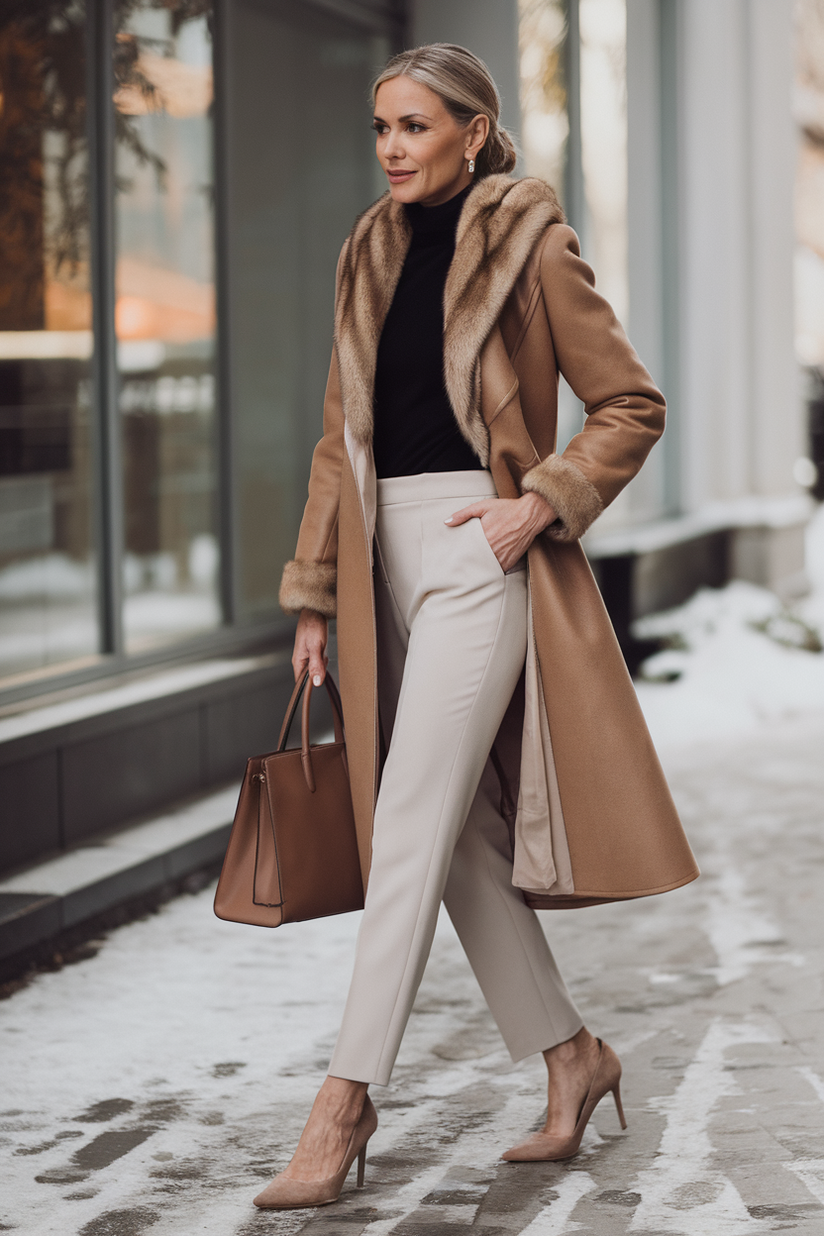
279, 174, 699, 909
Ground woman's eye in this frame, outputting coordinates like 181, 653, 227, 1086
371, 122, 426, 136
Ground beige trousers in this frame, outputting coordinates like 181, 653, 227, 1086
328, 472, 582, 1086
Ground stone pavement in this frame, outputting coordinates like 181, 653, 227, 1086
3, 711, 824, 1236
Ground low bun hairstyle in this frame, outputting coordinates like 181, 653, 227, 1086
371, 43, 518, 179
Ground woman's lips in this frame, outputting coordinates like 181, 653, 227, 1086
387, 170, 415, 182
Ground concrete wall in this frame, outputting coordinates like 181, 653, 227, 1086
408, 0, 522, 144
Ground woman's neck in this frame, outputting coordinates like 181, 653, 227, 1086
404, 183, 472, 235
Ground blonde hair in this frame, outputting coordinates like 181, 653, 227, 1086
371, 43, 517, 178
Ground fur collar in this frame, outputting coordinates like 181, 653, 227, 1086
333, 175, 565, 465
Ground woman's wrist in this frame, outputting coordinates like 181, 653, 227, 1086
520, 491, 557, 534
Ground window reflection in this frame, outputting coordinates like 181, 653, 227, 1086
114, 0, 220, 652
0, 0, 98, 683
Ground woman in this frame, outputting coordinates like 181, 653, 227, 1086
255, 43, 698, 1210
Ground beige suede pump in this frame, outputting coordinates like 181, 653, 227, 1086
502, 1039, 626, 1162
253, 1096, 378, 1210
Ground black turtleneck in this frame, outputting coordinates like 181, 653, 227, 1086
372, 184, 485, 479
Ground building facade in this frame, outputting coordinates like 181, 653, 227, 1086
0, 0, 812, 884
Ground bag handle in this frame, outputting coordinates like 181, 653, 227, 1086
276, 670, 346, 793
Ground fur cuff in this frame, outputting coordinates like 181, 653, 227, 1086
521, 455, 604, 542
279, 560, 337, 617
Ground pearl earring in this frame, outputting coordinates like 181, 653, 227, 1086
468, 158, 475, 174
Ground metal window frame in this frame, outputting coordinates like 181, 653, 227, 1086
88, 0, 124, 658
213, 0, 236, 626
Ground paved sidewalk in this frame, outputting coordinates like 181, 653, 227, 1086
3, 711, 824, 1236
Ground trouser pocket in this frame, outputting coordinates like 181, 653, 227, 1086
373, 534, 390, 584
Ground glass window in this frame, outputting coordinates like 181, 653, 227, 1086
226, 0, 388, 619
0, 0, 397, 699
0, 0, 98, 683
113, 0, 220, 652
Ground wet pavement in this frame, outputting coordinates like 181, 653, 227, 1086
3, 710, 824, 1235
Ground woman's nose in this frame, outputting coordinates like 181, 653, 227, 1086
383, 129, 405, 159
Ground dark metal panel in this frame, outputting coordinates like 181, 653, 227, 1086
633, 530, 730, 617
163, 822, 231, 880
0, 896, 62, 963
61, 856, 167, 928
0, 660, 298, 874
590, 530, 731, 674
0, 754, 61, 875
0, 654, 291, 769
203, 675, 293, 782
61, 712, 202, 843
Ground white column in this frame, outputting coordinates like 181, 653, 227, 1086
678, 0, 753, 511
677, 0, 801, 504
674, 0, 806, 590
747, 0, 802, 499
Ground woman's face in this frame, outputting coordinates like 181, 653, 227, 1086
373, 76, 488, 207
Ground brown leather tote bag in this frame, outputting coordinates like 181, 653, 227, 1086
213, 670, 364, 927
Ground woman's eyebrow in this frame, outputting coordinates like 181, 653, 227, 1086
372, 113, 433, 124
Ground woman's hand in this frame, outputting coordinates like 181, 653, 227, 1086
292, 608, 329, 685
445, 492, 557, 573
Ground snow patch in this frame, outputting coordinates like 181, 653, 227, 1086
632, 504, 824, 749
629, 1020, 775, 1234
518, 1170, 595, 1233
704, 867, 804, 986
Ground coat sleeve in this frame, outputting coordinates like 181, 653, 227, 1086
520, 224, 666, 542
278, 243, 351, 617
278, 347, 345, 617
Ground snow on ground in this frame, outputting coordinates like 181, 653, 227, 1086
2, 506, 824, 1235
1, 906, 367, 1234
633, 503, 824, 748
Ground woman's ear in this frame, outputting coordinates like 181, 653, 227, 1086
467, 113, 490, 159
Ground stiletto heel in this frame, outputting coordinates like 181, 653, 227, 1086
253, 1096, 378, 1209
502, 1039, 626, 1162
613, 1082, 627, 1130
